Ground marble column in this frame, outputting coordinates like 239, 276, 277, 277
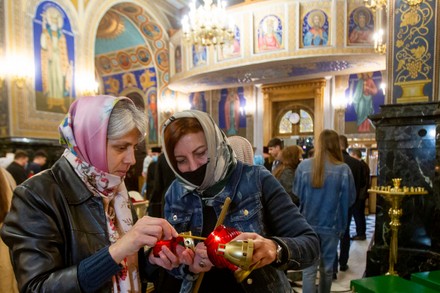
366, 102, 440, 278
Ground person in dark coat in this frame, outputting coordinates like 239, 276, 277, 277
334, 135, 366, 276
147, 153, 176, 218
146, 152, 181, 292
350, 149, 371, 240
145, 157, 157, 201
6, 150, 29, 185
26, 149, 48, 177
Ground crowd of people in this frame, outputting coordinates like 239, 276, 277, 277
1, 94, 372, 293
2, 149, 49, 186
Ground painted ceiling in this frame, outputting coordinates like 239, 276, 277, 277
94, 2, 385, 92
95, 12, 144, 55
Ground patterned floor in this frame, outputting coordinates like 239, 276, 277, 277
291, 214, 376, 293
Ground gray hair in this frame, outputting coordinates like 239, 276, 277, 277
107, 98, 147, 142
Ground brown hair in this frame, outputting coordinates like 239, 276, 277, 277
339, 135, 349, 151
273, 145, 303, 179
267, 138, 284, 149
351, 149, 362, 159
312, 129, 343, 188
14, 149, 29, 160
163, 117, 204, 170
33, 149, 48, 159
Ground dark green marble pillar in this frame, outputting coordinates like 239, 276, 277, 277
366, 102, 440, 277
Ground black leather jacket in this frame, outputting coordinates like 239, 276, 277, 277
1, 157, 145, 292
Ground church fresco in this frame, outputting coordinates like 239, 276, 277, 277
189, 92, 206, 112
33, 1, 75, 113
347, 6, 374, 46
344, 71, 385, 134
219, 87, 246, 136
302, 9, 329, 47
255, 14, 283, 53
217, 24, 242, 61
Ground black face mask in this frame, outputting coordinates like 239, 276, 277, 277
180, 163, 208, 186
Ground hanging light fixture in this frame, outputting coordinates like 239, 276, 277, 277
181, 0, 234, 47
373, 29, 386, 54
364, 0, 387, 54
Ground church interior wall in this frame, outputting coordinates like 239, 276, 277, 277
0, 0, 405, 158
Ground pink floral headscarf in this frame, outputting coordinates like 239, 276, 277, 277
59, 95, 129, 172
59, 95, 140, 292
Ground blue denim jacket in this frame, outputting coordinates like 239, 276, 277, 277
164, 161, 319, 293
293, 159, 356, 237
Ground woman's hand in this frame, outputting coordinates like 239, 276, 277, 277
148, 244, 180, 270
110, 216, 178, 264
233, 233, 278, 269
179, 242, 213, 274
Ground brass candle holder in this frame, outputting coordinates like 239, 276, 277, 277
368, 178, 428, 275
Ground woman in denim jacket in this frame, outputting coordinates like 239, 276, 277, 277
293, 129, 356, 293
152, 110, 319, 293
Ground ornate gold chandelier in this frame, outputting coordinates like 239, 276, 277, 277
363, 0, 387, 12
364, 0, 387, 54
181, 0, 234, 47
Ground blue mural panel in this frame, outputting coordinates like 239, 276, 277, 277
392, 0, 435, 103
219, 87, 246, 136
345, 71, 384, 133
192, 45, 207, 67
33, 1, 75, 113
189, 92, 206, 112
147, 90, 158, 144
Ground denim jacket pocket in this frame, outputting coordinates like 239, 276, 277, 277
228, 193, 263, 232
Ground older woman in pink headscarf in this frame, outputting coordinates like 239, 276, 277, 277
1, 95, 178, 293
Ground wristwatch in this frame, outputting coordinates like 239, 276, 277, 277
274, 241, 283, 264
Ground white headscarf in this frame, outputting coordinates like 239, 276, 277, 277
227, 135, 254, 165
161, 110, 237, 192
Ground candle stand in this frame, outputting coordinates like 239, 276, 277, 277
368, 178, 428, 276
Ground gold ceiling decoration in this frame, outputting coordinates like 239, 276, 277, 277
404, 0, 423, 6
97, 10, 125, 39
